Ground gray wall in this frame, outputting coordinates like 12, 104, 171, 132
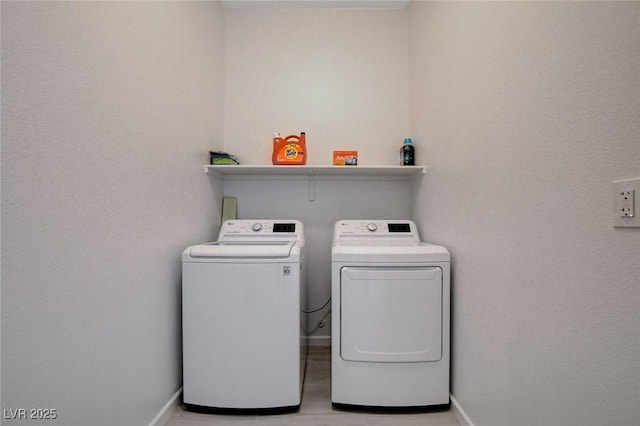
223, 7, 410, 165
1, 2, 225, 425
409, 2, 640, 426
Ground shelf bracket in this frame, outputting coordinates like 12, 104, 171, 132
308, 175, 316, 201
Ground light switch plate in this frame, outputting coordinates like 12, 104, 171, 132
613, 177, 640, 228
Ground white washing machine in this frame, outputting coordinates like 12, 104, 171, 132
331, 220, 450, 410
182, 220, 307, 412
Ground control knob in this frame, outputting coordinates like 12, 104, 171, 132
251, 223, 263, 232
367, 223, 378, 232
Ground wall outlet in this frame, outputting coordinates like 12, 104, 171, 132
618, 189, 635, 217
613, 178, 640, 228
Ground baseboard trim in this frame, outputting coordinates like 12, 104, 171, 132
149, 386, 182, 426
306, 335, 331, 347
450, 393, 475, 426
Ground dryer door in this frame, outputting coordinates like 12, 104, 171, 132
340, 267, 442, 363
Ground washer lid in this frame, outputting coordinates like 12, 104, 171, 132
184, 241, 298, 260
332, 242, 450, 262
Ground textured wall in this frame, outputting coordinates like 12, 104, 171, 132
409, 2, 640, 426
223, 7, 410, 166
1, 2, 225, 424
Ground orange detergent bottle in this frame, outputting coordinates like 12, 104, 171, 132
272, 132, 307, 165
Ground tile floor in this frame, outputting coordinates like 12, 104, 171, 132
166, 347, 461, 426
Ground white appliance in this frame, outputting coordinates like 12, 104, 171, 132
182, 220, 307, 412
331, 220, 450, 410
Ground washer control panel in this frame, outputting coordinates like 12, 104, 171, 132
221, 220, 299, 235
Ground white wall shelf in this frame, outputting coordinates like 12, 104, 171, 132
204, 165, 425, 180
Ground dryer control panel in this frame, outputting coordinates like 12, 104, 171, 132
333, 220, 420, 243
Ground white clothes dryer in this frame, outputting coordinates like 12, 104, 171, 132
331, 220, 450, 410
182, 220, 307, 412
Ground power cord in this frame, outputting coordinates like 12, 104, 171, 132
302, 298, 331, 314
